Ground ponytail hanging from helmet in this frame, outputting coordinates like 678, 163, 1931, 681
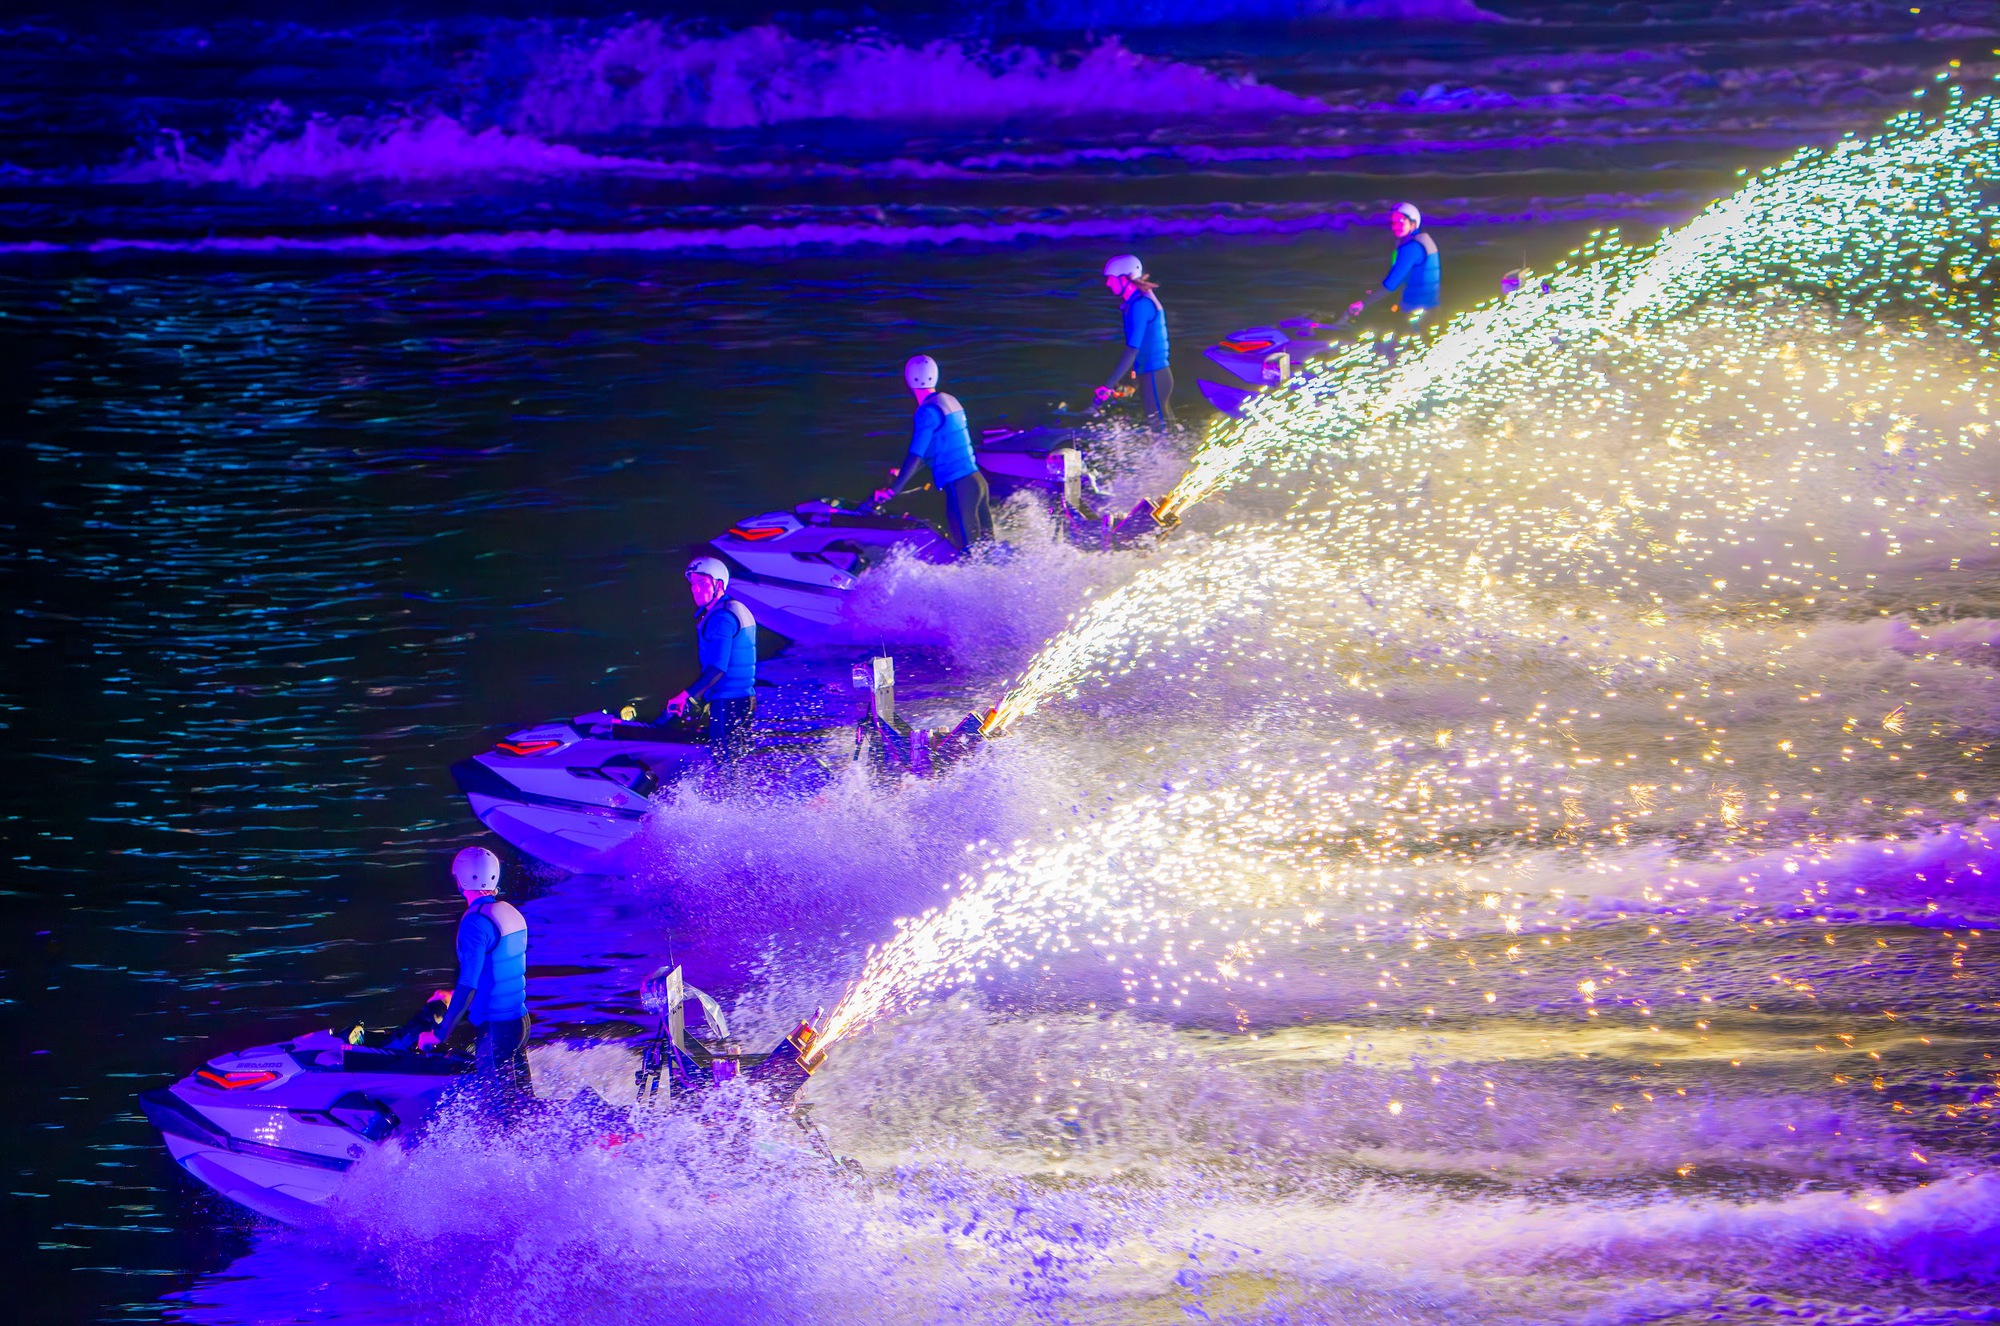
1102, 253, 1160, 295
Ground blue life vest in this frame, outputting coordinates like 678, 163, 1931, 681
1122, 289, 1170, 373
698, 597, 757, 701
907, 392, 977, 487
457, 898, 528, 1024
1382, 232, 1441, 310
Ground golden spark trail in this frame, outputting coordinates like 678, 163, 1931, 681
819, 78, 2000, 1059
989, 85, 1999, 738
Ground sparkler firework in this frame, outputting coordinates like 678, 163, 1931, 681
991, 79, 1999, 738
815, 78, 2000, 1059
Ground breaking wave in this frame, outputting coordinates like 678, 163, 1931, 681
109, 26, 1326, 189
513, 26, 1325, 135
119, 115, 667, 187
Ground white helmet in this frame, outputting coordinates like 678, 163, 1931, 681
452, 846, 501, 894
686, 555, 730, 590
1103, 254, 1143, 279
1392, 201, 1422, 228
904, 354, 939, 392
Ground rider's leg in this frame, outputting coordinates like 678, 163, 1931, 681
1139, 368, 1178, 426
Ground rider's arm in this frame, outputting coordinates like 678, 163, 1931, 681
433, 913, 490, 1044
1100, 345, 1138, 392
1102, 297, 1147, 391
883, 451, 926, 500
1358, 242, 1421, 309
685, 664, 728, 702
885, 406, 935, 500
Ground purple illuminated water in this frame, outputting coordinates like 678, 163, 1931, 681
2, 1, 1997, 1322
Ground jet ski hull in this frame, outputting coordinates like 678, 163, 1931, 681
1199, 319, 1338, 417
451, 715, 709, 875
141, 1032, 468, 1225
709, 500, 956, 645
707, 435, 1105, 644
163, 1133, 344, 1224
149, 997, 838, 1223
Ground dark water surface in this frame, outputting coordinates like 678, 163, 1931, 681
4, 1, 1997, 1321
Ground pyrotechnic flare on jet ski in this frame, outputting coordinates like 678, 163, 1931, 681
1345, 202, 1441, 333
418, 847, 532, 1124
659, 555, 758, 772
871, 354, 994, 553
1095, 254, 1177, 427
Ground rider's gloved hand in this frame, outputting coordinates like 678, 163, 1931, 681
1093, 385, 1113, 405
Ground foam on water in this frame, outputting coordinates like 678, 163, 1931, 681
171, 1014, 1998, 1324
44, 4, 1969, 210
117, 114, 677, 187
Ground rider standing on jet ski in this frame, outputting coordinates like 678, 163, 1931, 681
873, 354, 993, 553
1095, 254, 1176, 427
1347, 202, 1441, 326
419, 846, 531, 1121
663, 556, 757, 766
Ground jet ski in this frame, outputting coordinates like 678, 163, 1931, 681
1197, 318, 1343, 417
139, 1004, 471, 1224
709, 435, 1158, 645
453, 670, 987, 874
704, 498, 957, 644
142, 976, 830, 1225
449, 711, 710, 876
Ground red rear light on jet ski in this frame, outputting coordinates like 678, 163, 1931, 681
494, 738, 561, 757
196, 1068, 280, 1090
1219, 337, 1275, 353
727, 524, 786, 541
